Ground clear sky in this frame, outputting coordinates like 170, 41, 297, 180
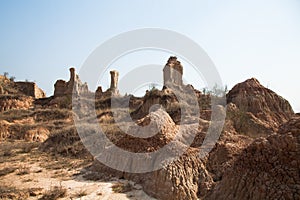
0, 0, 299, 112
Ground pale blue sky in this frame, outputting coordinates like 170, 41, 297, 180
0, 0, 299, 112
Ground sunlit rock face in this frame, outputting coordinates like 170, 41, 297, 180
54, 67, 89, 97
163, 56, 183, 87
226, 77, 294, 137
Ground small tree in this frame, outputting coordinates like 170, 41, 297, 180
210, 84, 228, 97
3, 72, 8, 78
202, 87, 207, 95
9, 76, 16, 82
149, 83, 157, 91
224, 85, 228, 94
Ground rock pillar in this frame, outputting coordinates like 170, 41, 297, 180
69, 68, 76, 83
163, 57, 183, 87
110, 70, 119, 90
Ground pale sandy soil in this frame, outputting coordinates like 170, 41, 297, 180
0, 141, 156, 200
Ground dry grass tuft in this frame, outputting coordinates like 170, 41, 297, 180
0, 185, 30, 199
74, 189, 88, 198
112, 182, 134, 193
16, 165, 31, 175
39, 185, 67, 200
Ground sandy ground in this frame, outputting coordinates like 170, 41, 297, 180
0, 141, 156, 200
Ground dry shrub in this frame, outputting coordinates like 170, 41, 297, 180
112, 182, 133, 193
39, 185, 67, 200
32, 109, 72, 122
16, 165, 31, 175
74, 189, 88, 198
0, 108, 33, 122
0, 185, 30, 199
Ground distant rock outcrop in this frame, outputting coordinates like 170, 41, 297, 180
54, 68, 89, 97
108, 70, 119, 95
98, 70, 120, 97
163, 56, 183, 87
227, 78, 294, 137
15, 82, 46, 99
0, 75, 45, 99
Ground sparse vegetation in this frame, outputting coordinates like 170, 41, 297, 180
0, 108, 34, 122
16, 165, 31, 175
0, 185, 29, 199
201, 84, 228, 97
3, 72, 9, 78
9, 76, 16, 82
22, 178, 34, 182
112, 182, 134, 193
149, 83, 158, 91
74, 189, 88, 198
39, 124, 99, 161
39, 185, 67, 200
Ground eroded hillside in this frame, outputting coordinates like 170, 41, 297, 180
0, 57, 299, 200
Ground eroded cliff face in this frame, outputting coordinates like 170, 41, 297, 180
206, 116, 300, 200
0, 95, 33, 112
0, 76, 45, 112
0, 75, 46, 99
54, 68, 89, 97
15, 82, 46, 98
226, 78, 294, 137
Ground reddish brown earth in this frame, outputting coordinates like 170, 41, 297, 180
226, 78, 294, 137
206, 116, 300, 200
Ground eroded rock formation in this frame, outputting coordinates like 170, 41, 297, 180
15, 82, 46, 99
0, 75, 45, 99
206, 116, 300, 199
2, 57, 299, 200
163, 56, 183, 87
95, 86, 103, 98
95, 70, 120, 98
54, 68, 89, 97
90, 108, 214, 200
227, 78, 294, 137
